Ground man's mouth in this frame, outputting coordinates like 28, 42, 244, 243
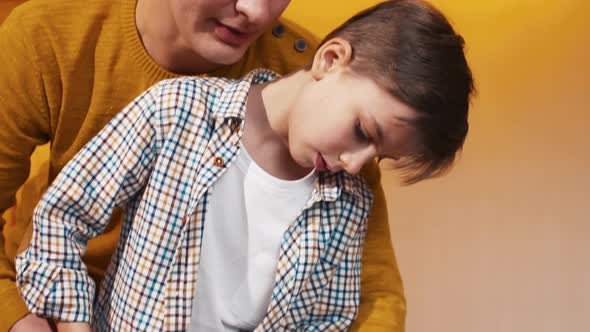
213, 21, 253, 47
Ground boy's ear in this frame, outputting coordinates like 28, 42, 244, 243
310, 38, 353, 80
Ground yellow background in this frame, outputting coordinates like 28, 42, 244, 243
284, 1, 590, 331
2, 1, 589, 331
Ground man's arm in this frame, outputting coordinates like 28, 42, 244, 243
350, 161, 407, 331
0, 5, 52, 331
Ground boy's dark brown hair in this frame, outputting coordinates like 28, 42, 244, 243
321, 0, 475, 184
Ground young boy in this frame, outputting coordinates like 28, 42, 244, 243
16, 0, 474, 331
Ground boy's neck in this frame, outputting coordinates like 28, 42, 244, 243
242, 71, 313, 180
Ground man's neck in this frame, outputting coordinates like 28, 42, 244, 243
135, 0, 221, 74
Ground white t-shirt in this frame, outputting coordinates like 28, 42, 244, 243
189, 144, 317, 331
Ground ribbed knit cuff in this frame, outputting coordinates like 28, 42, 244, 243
0, 282, 30, 332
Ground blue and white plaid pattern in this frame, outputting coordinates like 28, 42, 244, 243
16, 69, 373, 331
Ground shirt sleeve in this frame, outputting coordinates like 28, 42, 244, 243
296, 187, 372, 331
301, 225, 367, 331
15, 83, 164, 323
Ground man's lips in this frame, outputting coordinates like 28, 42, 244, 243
213, 21, 253, 47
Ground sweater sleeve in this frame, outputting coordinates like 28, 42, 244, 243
14, 83, 163, 323
350, 162, 407, 332
0, 8, 52, 331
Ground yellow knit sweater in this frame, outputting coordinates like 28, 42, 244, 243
0, 0, 405, 330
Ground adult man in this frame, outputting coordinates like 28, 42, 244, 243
0, 0, 406, 330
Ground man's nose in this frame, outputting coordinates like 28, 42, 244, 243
235, 0, 270, 26
340, 146, 376, 175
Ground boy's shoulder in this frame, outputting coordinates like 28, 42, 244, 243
154, 75, 233, 94
156, 68, 277, 94
321, 171, 373, 207
152, 69, 279, 120
146, 76, 229, 123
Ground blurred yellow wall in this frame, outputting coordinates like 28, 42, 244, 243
2, 1, 588, 331
285, 1, 590, 331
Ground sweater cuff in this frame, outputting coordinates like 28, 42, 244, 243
0, 281, 30, 332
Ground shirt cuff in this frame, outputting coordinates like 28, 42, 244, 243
15, 254, 95, 323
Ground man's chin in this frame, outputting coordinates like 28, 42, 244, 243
201, 45, 249, 67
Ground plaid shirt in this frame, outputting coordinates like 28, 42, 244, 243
16, 69, 373, 331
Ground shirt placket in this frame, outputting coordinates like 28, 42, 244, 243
256, 176, 343, 330
165, 117, 243, 330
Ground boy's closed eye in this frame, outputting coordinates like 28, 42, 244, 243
378, 155, 400, 163
355, 119, 402, 162
354, 119, 371, 143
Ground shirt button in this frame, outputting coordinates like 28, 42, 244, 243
272, 24, 285, 38
213, 156, 225, 167
294, 39, 307, 53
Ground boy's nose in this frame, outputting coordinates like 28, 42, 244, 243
235, 0, 271, 26
339, 146, 376, 175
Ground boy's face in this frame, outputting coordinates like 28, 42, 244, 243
288, 69, 419, 175
169, 0, 291, 66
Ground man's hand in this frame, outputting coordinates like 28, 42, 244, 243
9, 314, 53, 332
55, 322, 92, 332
